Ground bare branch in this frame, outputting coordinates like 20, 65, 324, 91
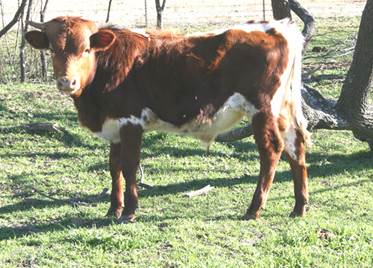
0, 0, 27, 38
183, 185, 214, 198
289, 0, 315, 47
106, 0, 113, 23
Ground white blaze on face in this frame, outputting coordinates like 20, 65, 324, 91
59, 28, 94, 94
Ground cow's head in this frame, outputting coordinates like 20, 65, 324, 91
25, 17, 116, 97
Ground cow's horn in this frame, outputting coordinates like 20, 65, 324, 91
28, 21, 46, 30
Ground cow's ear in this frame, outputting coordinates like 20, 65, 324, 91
25, 30, 49, 49
90, 30, 116, 51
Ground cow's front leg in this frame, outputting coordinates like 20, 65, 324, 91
244, 112, 284, 220
119, 124, 143, 223
106, 143, 124, 219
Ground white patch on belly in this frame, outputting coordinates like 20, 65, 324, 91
94, 93, 257, 146
144, 93, 257, 147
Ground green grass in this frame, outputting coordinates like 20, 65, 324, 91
0, 17, 373, 267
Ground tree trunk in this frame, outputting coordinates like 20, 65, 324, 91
271, 0, 291, 19
155, 0, 167, 29
289, 0, 314, 46
39, 0, 49, 80
156, 11, 162, 29
144, 0, 148, 28
336, 0, 373, 143
19, 0, 33, 82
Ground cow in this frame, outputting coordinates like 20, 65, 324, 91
25, 16, 310, 223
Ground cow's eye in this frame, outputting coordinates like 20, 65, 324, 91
84, 48, 90, 55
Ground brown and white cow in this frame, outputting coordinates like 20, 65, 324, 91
25, 16, 310, 222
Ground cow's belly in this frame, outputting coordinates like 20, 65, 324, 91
94, 93, 258, 146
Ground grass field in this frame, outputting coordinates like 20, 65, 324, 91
0, 17, 372, 267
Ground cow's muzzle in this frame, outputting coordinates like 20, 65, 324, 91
57, 76, 80, 94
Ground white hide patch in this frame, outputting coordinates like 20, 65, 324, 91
130, 28, 150, 40
282, 127, 298, 160
95, 93, 257, 146
143, 93, 257, 147
94, 110, 147, 143
95, 118, 121, 143
188, 18, 291, 38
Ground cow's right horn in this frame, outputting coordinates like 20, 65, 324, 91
28, 21, 46, 30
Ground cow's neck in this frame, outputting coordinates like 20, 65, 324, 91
71, 28, 149, 132
72, 86, 103, 132
95, 28, 149, 93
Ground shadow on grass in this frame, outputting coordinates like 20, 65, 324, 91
33, 111, 77, 122
0, 122, 103, 149
0, 174, 370, 241
307, 150, 372, 177
0, 217, 115, 241
0, 141, 371, 240
0, 191, 109, 216
142, 134, 258, 161
1, 176, 370, 241
269, 177, 372, 202
3, 148, 369, 210
0, 151, 78, 160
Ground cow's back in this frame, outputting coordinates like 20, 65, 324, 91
133, 26, 289, 127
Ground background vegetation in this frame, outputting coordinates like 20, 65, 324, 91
0, 15, 372, 267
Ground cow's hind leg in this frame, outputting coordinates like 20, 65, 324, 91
282, 126, 309, 217
244, 111, 284, 220
119, 125, 143, 223
106, 143, 124, 219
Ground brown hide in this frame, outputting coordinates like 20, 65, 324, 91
26, 17, 309, 222
78, 27, 288, 131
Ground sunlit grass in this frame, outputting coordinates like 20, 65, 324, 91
0, 16, 372, 267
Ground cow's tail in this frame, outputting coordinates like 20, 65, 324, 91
282, 20, 311, 147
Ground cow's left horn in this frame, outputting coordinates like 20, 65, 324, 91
28, 21, 46, 30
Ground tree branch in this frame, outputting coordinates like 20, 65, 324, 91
155, 0, 167, 29
106, 0, 113, 23
289, 0, 315, 46
0, 0, 27, 38
271, 0, 291, 20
